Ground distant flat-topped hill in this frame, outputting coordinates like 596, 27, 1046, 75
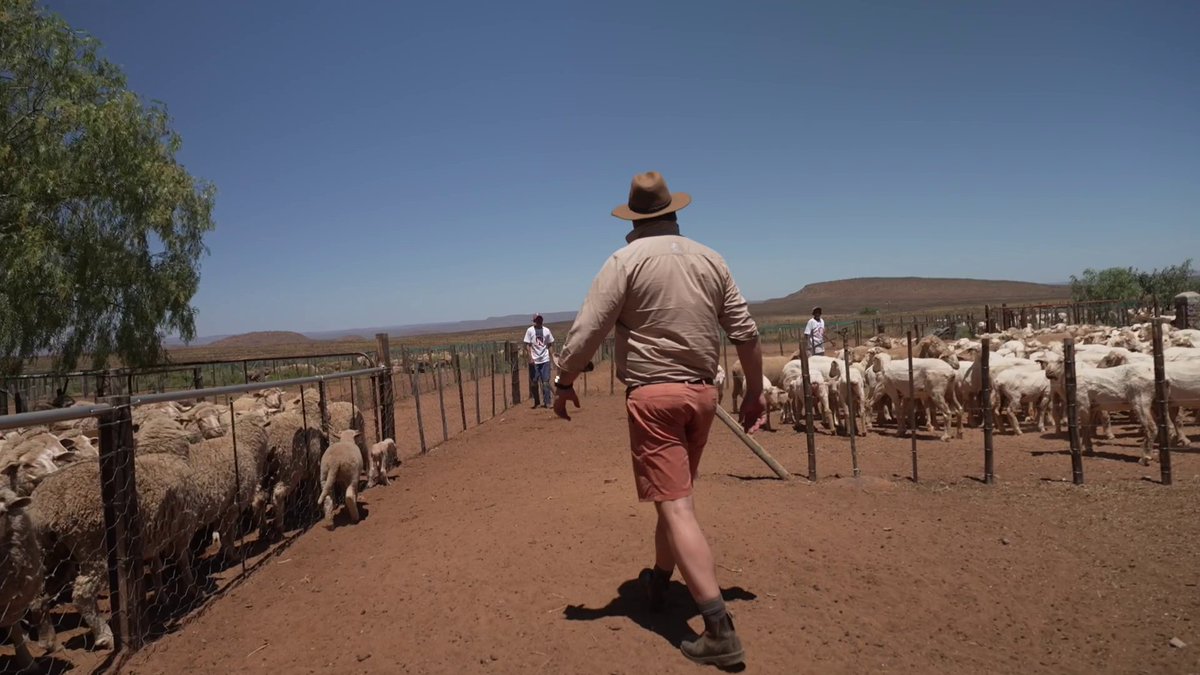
205, 331, 315, 349
751, 277, 1069, 318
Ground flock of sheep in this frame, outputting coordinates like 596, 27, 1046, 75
0, 385, 396, 670
727, 322, 1200, 465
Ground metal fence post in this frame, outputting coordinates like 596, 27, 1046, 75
1152, 321, 1173, 485
402, 351, 428, 454
906, 331, 918, 483
432, 351, 448, 443
981, 337, 995, 484
1063, 338, 1083, 484
453, 346, 467, 431
474, 346, 482, 425
98, 395, 144, 649
507, 341, 521, 405
491, 350, 498, 418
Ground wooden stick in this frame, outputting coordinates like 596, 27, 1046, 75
713, 406, 791, 480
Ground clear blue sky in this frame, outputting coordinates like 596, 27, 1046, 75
45, 0, 1200, 337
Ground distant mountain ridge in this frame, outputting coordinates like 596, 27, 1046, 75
750, 277, 1069, 317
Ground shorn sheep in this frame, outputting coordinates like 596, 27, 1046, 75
319, 430, 364, 527
0, 483, 42, 671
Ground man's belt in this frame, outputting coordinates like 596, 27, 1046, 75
625, 378, 715, 395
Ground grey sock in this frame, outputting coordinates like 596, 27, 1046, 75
697, 596, 727, 635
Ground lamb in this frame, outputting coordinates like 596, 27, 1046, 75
1038, 357, 1158, 464
714, 365, 726, 405
0, 484, 42, 671
368, 438, 396, 487
318, 430, 364, 527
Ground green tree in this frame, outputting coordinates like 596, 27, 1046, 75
0, 0, 215, 376
1069, 267, 1142, 303
1136, 259, 1196, 308
1070, 260, 1198, 308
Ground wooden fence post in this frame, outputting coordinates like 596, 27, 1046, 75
375, 335, 397, 449
1152, 321, 1173, 485
98, 395, 145, 649
1063, 338, 1083, 484
797, 340, 817, 481
841, 329, 859, 477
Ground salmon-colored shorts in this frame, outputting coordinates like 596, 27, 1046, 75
625, 383, 719, 502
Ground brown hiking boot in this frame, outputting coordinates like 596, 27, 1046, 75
680, 612, 745, 666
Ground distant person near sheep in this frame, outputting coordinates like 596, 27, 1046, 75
554, 171, 764, 667
804, 306, 827, 355
524, 313, 555, 408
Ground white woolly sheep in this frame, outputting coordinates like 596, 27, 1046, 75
318, 430, 364, 526
260, 411, 325, 541
0, 484, 42, 671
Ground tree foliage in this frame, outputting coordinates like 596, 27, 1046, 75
0, 0, 215, 376
1069, 260, 1197, 308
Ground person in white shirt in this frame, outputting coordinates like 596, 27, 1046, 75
523, 313, 555, 408
804, 306, 827, 356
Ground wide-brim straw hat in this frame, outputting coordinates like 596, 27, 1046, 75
611, 171, 691, 221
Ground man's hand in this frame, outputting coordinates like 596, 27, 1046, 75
739, 390, 767, 433
553, 385, 580, 420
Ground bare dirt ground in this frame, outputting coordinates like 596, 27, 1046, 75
103, 387, 1200, 675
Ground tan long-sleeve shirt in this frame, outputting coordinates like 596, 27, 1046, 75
558, 220, 759, 387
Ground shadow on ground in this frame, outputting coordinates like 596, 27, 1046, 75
563, 578, 756, 670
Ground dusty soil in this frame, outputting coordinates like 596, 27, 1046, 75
84, 387, 1200, 675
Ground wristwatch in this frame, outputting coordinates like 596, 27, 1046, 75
554, 375, 574, 390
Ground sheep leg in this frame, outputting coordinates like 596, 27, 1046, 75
7, 623, 35, 671
1169, 406, 1191, 447
932, 392, 953, 442
1035, 395, 1049, 433
1005, 398, 1023, 436
344, 483, 361, 523
74, 565, 114, 650
1099, 411, 1115, 441
1136, 398, 1156, 466
30, 593, 59, 653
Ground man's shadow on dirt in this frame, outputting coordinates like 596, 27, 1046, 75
563, 579, 755, 670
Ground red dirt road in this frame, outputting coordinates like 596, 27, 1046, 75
121, 393, 1200, 675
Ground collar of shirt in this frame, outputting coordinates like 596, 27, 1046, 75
625, 219, 681, 244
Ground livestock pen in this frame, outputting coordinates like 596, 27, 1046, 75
3, 313, 1199, 672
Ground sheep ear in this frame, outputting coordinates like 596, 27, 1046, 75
6, 496, 31, 511
1, 463, 18, 478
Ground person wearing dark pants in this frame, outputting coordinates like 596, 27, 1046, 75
523, 314, 555, 408
554, 172, 765, 667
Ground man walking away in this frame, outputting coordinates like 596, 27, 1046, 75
804, 306, 827, 356
553, 171, 765, 667
524, 314, 555, 408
